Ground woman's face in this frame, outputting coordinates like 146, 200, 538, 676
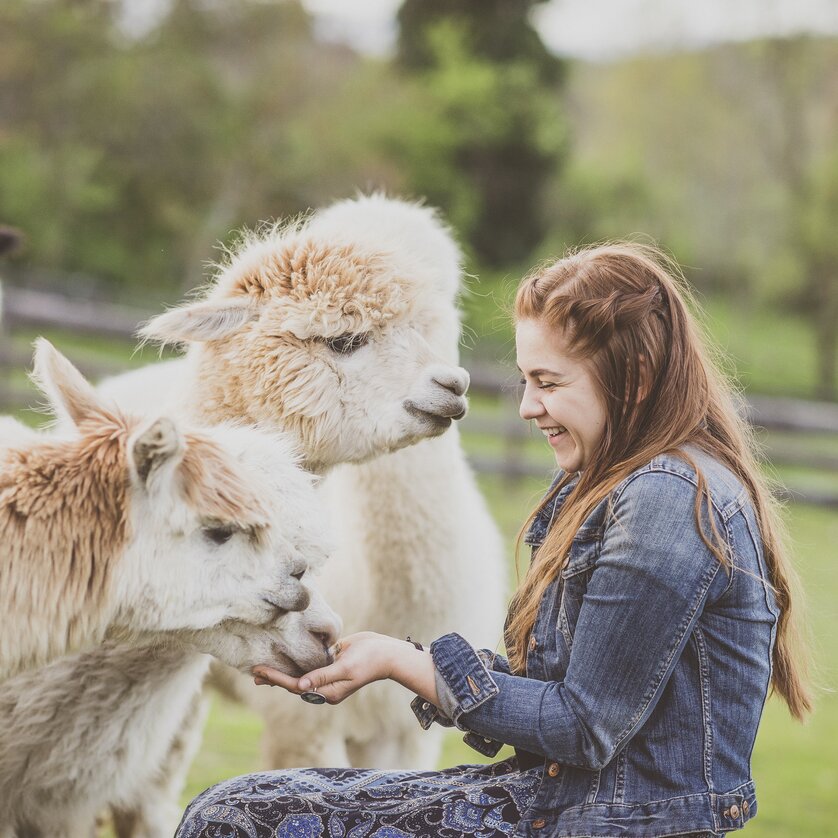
516, 318, 607, 473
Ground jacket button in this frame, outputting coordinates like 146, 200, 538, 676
730, 804, 740, 819
742, 800, 750, 814
532, 818, 546, 829
529, 636, 538, 651
723, 809, 730, 819
547, 762, 560, 777
421, 702, 430, 710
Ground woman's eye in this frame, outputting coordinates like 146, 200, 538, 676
325, 333, 369, 354
203, 525, 236, 546
538, 382, 557, 390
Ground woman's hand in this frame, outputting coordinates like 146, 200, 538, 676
252, 631, 409, 705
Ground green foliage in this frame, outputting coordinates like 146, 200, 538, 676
793, 149, 838, 397
0, 0, 378, 292
398, 0, 561, 84
395, 2, 568, 265
0, 1, 835, 396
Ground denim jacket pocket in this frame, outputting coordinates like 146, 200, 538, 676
557, 532, 600, 651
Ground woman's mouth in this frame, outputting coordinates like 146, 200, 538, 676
541, 425, 567, 439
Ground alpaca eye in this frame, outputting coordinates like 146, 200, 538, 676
325, 333, 369, 354
203, 525, 236, 546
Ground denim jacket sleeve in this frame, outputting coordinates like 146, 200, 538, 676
425, 469, 727, 771
410, 648, 512, 755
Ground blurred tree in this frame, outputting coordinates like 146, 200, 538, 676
545, 36, 838, 399
720, 37, 838, 399
395, 0, 568, 266
0, 0, 229, 292
0, 0, 396, 294
797, 150, 838, 399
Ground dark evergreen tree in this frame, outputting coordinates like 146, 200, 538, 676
396, 0, 567, 266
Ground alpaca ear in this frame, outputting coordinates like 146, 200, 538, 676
138, 299, 258, 346
30, 338, 104, 428
130, 417, 184, 486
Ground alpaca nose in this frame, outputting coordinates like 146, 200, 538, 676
314, 630, 338, 651
311, 610, 342, 651
432, 367, 470, 397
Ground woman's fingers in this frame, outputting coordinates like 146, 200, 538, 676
253, 634, 389, 703
298, 662, 344, 691
251, 666, 303, 692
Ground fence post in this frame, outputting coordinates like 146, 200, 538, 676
0, 279, 9, 411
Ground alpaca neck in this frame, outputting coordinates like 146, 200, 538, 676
325, 429, 473, 638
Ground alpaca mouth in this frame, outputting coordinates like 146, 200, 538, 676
266, 646, 306, 676
403, 399, 467, 426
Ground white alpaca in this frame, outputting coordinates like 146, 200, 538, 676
0, 343, 342, 838
0, 340, 335, 682
97, 195, 506, 832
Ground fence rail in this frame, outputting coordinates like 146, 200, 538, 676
2, 285, 837, 507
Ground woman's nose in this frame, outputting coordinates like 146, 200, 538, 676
519, 384, 543, 421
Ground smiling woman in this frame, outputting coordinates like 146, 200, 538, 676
516, 318, 607, 473
177, 240, 812, 838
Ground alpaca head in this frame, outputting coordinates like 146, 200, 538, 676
139, 195, 471, 472
118, 420, 342, 673
3, 341, 340, 675
182, 580, 341, 675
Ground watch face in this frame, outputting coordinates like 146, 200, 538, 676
300, 690, 327, 705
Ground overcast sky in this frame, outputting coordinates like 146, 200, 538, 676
301, 0, 838, 61
120, 0, 838, 61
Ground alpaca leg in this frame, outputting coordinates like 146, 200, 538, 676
109, 800, 184, 838
110, 691, 210, 838
262, 720, 351, 770
347, 725, 444, 770
16, 812, 98, 838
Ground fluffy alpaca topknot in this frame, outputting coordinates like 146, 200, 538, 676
210, 230, 413, 341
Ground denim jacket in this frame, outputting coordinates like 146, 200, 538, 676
412, 448, 778, 837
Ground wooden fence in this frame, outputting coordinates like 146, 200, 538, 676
2, 284, 837, 508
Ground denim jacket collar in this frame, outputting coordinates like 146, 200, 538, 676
523, 471, 579, 549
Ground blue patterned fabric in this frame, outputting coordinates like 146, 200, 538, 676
176, 757, 542, 838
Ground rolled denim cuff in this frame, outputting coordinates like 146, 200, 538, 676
430, 633, 501, 728
409, 694, 453, 730
463, 730, 504, 757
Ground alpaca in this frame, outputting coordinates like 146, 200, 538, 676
0, 343, 341, 837
0, 340, 336, 682
96, 194, 506, 832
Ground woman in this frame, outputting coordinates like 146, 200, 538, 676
177, 242, 811, 838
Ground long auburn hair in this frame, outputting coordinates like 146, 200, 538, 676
506, 241, 812, 720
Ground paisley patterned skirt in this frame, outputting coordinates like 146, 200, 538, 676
176, 757, 542, 838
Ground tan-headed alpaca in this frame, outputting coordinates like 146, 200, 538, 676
0, 340, 324, 681
95, 194, 506, 835
0, 342, 341, 837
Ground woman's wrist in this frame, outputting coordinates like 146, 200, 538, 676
385, 639, 439, 706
